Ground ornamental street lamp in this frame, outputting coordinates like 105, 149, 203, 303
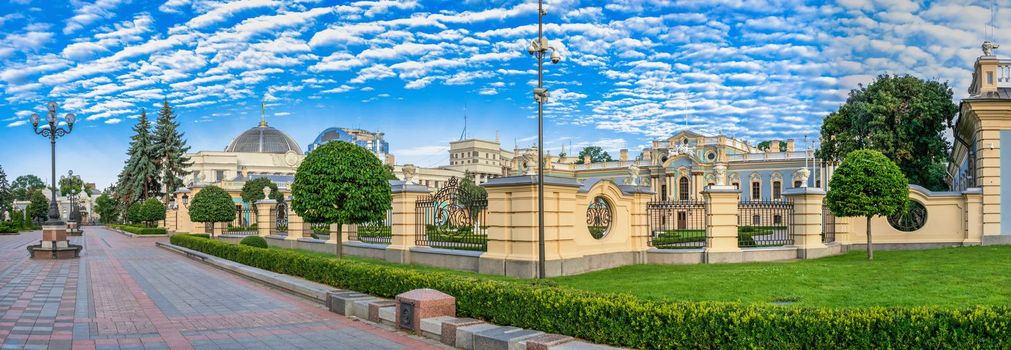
527, 0, 562, 279
169, 191, 190, 231
30, 102, 75, 225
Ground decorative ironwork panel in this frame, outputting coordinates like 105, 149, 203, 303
887, 200, 927, 232
647, 200, 707, 249
229, 207, 256, 236
398, 301, 415, 330
349, 209, 392, 244
272, 201, 288, 235
415, 177, 488, 251
586, 196, 612, 239
738, 200, 794, 247
822, 203, 836, 243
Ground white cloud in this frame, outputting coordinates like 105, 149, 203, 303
6, 120, 27, 127
64, 0, 129, 34
185, 0, 278, 29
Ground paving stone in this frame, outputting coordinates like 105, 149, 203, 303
456, 323, 501, 350
326, 291, 375, 316
473, 326, 544, 350
0, 228, 444, 350
420, 316, 455, 338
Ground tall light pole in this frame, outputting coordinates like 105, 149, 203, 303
527, 0, 561, 279
30, 102, 75, 225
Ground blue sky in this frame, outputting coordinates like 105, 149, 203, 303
0, 0, 1004, 187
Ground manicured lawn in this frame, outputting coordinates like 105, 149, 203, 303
551, 245, 1011, 308
273, 244, 1011, 308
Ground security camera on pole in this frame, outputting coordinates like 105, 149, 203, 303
527, 0, 562, 279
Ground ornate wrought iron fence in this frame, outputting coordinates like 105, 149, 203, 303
349, 209, 392, 244
647, 200, 707, 248
228, 207, 257, 235
822, 203, 836, 243
738, 200, 794, 247
271, 201, 288, 235
415, 177, 488, 251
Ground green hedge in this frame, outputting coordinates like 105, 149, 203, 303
169, 234, 1010, 349
0, 222, 18, 233
109, 224, 167, 235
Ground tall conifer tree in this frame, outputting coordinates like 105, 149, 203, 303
119, 110, 161, 203
153, 99, 192, 200
0, 164, 10, 214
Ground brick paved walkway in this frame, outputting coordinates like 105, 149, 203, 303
0, 227, 444, 350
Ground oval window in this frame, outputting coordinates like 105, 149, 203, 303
887, 200, 927, 232
586, 196, 612, 239
706, 152, 716, 160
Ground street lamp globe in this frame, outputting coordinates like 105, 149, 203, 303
30, 113, 39, 127
66, 113, 76, 126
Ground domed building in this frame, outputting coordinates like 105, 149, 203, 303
182, 118, 305, 187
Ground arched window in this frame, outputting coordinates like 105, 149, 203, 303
793, 180, 802, 188
773, 181, 782, 199
751, 181, 761, 200
679, 177, 689, 201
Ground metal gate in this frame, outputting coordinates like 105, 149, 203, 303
738, 200, 794, 247
647, 200, 707, 249
415, 177, 487, 251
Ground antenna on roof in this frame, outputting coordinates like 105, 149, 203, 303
459, 103, 468, 141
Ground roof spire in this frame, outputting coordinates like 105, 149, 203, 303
259, 99, 267, 127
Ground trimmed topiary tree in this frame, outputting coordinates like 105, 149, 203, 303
292, 141, 392, 258
140, 198, 166, 227
127, 202, 144, 225
27, 189, 48, 224
188, 185, 235, 235
826, 149, 908, 260
239, 235, 268, 248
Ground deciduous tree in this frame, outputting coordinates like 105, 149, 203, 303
27, 189, 48, 223
819, 75, 956, 190
240, 177, 281, 213
11, 175, 45, 201
826, 149, 908, 260
187, 185, 235, 232
578, 146, 613, 163
291, 141, 391, 258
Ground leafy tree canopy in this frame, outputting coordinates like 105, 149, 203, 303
827, 149, 909, 260
240, 177, 282, 204
140, 198, 166, 226
578, 146, 613, 163
94, 193, 119, 224
27, 189, 48, 222
127, 202, 144, 224
292, 141, 392, 227
756, 140, 788, 152
11, 175, 45, 201
188, 185, 235, 223
58, 171, 86, 197
819, 74, 956, 191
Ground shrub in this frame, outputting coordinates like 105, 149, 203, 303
0, 222, 17, 233
140, 198, 166, 226
239, 236, 268, 248
170, 234, 1011, 349
127, 202, 144, 225
191, 233, 211, 239
188, 185, 235, 224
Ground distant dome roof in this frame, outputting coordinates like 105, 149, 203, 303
225, 123, 303, 155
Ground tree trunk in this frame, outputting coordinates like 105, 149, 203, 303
335, 222, 343, 259
865, 216, 873, 260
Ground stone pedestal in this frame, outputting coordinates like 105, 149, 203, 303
784, 187, 827, 258
385, 181, 430, 264
29, 223, 82, 259
703, 186, 741, 263
66, 221, 82, 236
395, 288, 456, 335
255, 200, 276, 237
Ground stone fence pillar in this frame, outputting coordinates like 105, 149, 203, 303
479, 176, 581, 278
255, 200, 276, 237
703, 186, 741, 263
784, 187, 827, 258
288, 209, 305, 239
385, 181, 430, 264
963, 188, 983, 245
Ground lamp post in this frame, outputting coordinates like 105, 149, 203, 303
31, 102, 75, 225
169, 192, 189, 232
527, 0, 562, 279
